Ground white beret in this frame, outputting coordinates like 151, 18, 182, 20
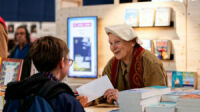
105, 24, 137, 41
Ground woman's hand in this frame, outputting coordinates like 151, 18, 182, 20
76, 95, 91, 107
104, 89, 119, 104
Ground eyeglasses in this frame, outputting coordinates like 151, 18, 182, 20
68, 59, 73, 66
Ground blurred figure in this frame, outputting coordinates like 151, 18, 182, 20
7, 39, 17, 55
0, 16, 8, 58
9, 25, 32, 80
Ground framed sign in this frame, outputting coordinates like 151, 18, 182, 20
67, 16, 98, 78
0, 58, 23, 85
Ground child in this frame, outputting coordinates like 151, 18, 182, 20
3, 36, 85, 112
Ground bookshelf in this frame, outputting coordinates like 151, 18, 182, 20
133, 26, 178, 40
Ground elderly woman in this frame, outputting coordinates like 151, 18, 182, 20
102, 24, 168, 104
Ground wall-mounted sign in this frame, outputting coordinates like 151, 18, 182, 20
67, 16, 98, 78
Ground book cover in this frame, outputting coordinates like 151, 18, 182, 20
139, 8, 155, 27
172, 71, 183, 87
155, 7, 171, 26
73, 37, 92, 72
124, 8, 139, 27
182, 72, 195, 87
139, 39, 152, 51
172, 71, 196, 88
0, 58, 23, 85
167, 71, 173, 87
154, 40, 171, 60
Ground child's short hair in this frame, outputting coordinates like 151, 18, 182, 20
30, 36, 69, 72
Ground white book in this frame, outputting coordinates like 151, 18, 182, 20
124, 8, 139, 27
155, 7, 171, 26
139, 39, 152, 51
119, 86, 170, 100
119, 96, 161, 112
118, 86, 170, 112
161, 94, 180, 102
139, 8, 155, 27
146, 102, 176, 112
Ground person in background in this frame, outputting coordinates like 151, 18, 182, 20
8, 25, 32, 80
0, 16, 8, 58
7, 39, 17, 55
4, 36, 85, 112
101, 24, 168, 104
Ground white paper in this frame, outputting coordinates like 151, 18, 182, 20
76, 75, 114, 102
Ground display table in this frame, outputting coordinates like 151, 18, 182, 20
84, 103, 119, 112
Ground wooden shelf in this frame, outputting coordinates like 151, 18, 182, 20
133, 26, 179, 40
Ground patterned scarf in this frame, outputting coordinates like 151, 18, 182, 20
111, 46, 144, 89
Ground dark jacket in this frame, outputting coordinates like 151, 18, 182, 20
4, 73, 85, 112
8, 44, 32, 80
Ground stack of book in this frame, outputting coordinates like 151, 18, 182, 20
161, 90, 200, 102
118, 86, 171, 112
176, 94, 200, 112
146, 102, 176, 112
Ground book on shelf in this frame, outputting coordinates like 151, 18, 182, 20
154, 40, 171, 60
182, 72, 197, 87
172, 71, 197, 88
166, 71, 173, 87
0, 58, 23, 86
146, 102, 176, 112
139, 39, 152, 51
139, 8, 155, 27
154, 7, 171, 26
124, 8, 139, 27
